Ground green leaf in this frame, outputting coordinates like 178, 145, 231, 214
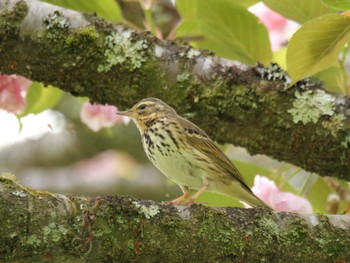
175, 0, 259, 39
196, 192, 243, 207
315, 66, 345, 94
40, 0, 122, 23
322, 0, 350, 10
20, 82, 63, 117
175, 20, 201, 38
227, 0, 260, 8
272, 47, 287, 69
308, 177, 332, 213
196, 0, 272, 64
176, 0, 198, 19
287, 14, 350, 85
175, 0, 200, 38
263, 0, 334, 24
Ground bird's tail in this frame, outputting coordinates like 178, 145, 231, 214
220, 181, 272, 209
228, 182, 272, 208
242, 191, 271, 208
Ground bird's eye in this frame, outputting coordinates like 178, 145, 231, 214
138, 104, 147, 110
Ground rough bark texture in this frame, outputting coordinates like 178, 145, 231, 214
1, 175, 350, 262
1, 0, 350, 180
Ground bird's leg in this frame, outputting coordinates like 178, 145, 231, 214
183, 182, 209, 205
169, 186, 190, 204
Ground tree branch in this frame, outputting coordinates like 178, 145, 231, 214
1, 0, 350, 180
1, 175, 349, 262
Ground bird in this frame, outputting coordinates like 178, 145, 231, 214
117, 98, 268, 207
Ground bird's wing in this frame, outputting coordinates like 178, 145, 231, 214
176, 116, 253, 192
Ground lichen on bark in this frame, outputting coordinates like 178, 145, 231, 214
1, 176, 350, 262
1, 0, 350, 179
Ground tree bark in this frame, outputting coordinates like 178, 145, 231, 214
1, 175, 349, 262
1, 0, 350, 180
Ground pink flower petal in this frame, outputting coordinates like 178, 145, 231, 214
249, 3, 300, 51
249, 175, 313, 213
80, 102, 130, 132
0, 74, 31, 114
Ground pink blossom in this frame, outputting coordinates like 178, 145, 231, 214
249, 3, 299, 51
0, 74, 31, 114
73, 150, 137, 182
248, 175, 313, 213
80, 102, 130, 132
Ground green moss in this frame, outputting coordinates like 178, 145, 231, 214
43, 11, 69, 42
0, 173, 17, 182
288, 89, 335, 124
97, 31, 148, 73
0, 0, 28, 38
322, 114, 345, 137
132, 201, 160, 219
65, 25, 99, 49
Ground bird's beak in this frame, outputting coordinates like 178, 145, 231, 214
117, 110, 133, 117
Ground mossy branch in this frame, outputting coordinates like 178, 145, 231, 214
1, 175, 350, 262
1, 0, 350, 180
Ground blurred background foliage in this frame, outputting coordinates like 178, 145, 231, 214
2, 0, 350, 214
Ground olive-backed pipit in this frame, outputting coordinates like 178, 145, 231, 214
118, 98, 267, 207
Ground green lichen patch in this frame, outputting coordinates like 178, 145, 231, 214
26, 234, 41, 247
322, 114, 346, 137
43, 222, 69, 243
97, 31, 148, 72
11, 189, 27, 198
132, 201, 160, 219
176, 72, 190, 82
288, 89, 335, 125
187, 48, 201, 59
43, 11, 69, 42
341, 132, 350, 148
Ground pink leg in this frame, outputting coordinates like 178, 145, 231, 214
170, 192, 190, 204
169, 186, 190, 204
183, 182, 209, 205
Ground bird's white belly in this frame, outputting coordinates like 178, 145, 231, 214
154, 150, 203, 189
142, 130, 204, 190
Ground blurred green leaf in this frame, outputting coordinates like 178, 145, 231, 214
21, 82, 63, 117
315, 66, 345, 94
263, 0, 334, 24
175, 20, 201, 38
176, 0, 198, 19
196, 192, 243, 207
322, 0, 350, 10
272, 47, 287, 69
227, 0, 260, 8
175, 0, 259, 39
175, 0, 201, 38
233, 160, 275, 186
287, 14, 350, 85
196, 0, 272, 64
308, 177, 332, 213
40, 0, 122, 23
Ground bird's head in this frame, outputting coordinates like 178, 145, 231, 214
117, 98, 177, 131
